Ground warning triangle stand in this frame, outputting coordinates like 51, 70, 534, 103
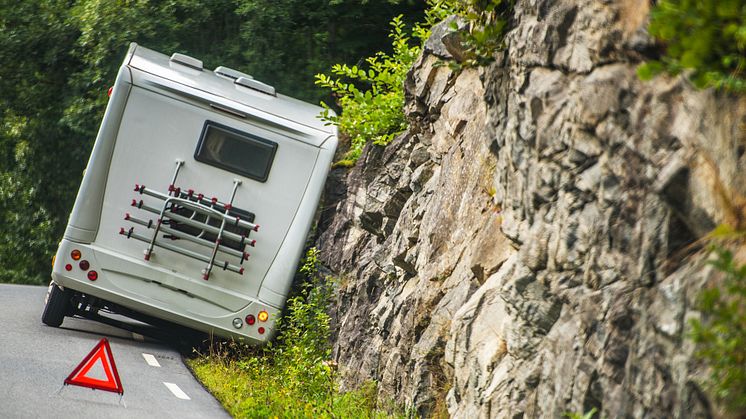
64, 338, 124, 395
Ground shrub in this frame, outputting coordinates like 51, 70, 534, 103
315, 15, 420, 165
638, 0, 746, 92
689, 246, 746, 413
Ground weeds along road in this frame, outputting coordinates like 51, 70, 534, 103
0, 284, 229, 419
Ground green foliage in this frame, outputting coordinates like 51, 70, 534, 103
0, 0, 82, 284
315, 0, 456, 165
412, 0, 462, 41
638, 0, 746, 92
190, 248, 405, 417
315, 16, 419, 163
689, 247, 746, 412
0, 172, 55, 283
446, 0, 514, 69
564, 408, 598, 419
708, 223, 746, 240
0, 0, 422, 284
299, 246, 321, 277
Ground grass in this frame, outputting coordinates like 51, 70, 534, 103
187, 248, 408, 418
188, 354, 400, 418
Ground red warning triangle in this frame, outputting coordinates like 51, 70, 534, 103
64, 338, 123, 394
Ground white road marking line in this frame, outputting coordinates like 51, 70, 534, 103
142, 353, 161, 367
164, 382, 191, 400
132, 332, 145, 342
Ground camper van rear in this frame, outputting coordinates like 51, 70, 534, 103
42, 44, 338, 344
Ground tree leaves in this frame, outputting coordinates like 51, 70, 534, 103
640, 0, 746, 93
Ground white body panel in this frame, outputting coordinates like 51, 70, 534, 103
51, 44, 337, 344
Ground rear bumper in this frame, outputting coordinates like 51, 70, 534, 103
52, 239, 277, 344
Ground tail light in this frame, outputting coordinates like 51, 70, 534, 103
245, 314, 256, 325
258, 311, 268, 322
87, 271, 98, 281
79, 260, 90, 271
71, 250, 82, 260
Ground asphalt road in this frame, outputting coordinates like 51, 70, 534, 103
0, 284, 230, 419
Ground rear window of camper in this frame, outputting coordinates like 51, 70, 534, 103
195, 121, 277, 182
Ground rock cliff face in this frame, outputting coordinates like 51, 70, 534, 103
317, 1, 746, 417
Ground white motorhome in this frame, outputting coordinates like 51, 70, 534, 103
42, 43, 337, 344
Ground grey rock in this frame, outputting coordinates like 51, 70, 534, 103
316, 1, 745, 417
424, 16, 462, 60
441, 30, 467, 63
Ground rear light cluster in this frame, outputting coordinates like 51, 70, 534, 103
66, 249, 98, 281
232, 310, 269, 334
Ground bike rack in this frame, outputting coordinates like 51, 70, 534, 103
120, 159, 259, 280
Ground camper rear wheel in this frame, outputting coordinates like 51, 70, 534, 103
42, 281, 72, 327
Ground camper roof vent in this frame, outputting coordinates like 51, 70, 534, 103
170, 53, 203, 71
235, 76, 276, 97
214, 66, 252, 80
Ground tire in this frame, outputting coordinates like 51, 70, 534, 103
42, 281, 72, 327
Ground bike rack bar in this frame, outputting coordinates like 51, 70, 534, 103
168, 159, 184, 192
135, 185, 259, 232
202, 179, 241, 280
125, 213, 250, 261
121, 228, 244, 275
133, 199, 252, 245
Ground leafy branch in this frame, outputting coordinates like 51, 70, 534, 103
690, 246, 746, 412
638, 0, 746, 92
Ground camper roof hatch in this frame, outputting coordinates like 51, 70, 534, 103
235, 76, 276, 97
214, 66, 252, 80
170, 53, 203, 71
